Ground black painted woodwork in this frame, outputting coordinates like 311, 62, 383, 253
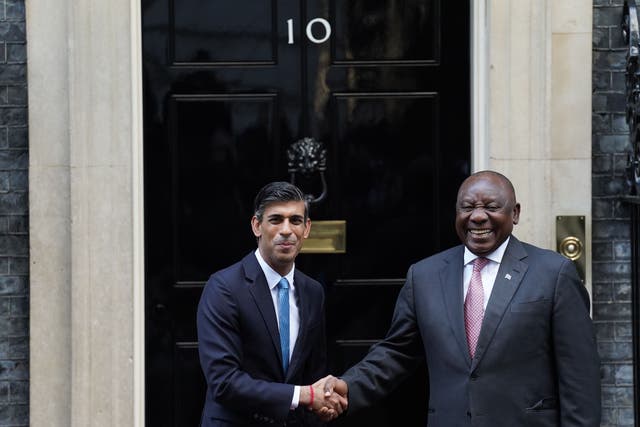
143, 1, 470, 425
623, 3, 640, 423
627, 198, 640, 426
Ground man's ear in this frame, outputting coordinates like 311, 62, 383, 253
303, 218, 311, 239
512, 203, 521, 225
251, 216, 262, 237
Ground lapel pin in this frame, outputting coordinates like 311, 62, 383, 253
505, 273, 512, 280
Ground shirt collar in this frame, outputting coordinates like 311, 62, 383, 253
463, 236, 511, 266
254, 249, 295, 290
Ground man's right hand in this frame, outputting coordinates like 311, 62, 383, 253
310, 375, 348, 421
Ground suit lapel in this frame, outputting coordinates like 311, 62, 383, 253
471, 237, 528, 371
286, 270, 307, 380
440, 246, 472, 366
244, 254, 284, 374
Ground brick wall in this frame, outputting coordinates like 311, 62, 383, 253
593, 1, 635, 426
0, 0, 28, 425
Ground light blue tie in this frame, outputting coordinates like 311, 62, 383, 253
277, 277, 290, 373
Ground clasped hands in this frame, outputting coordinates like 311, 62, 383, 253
302, 375, 348, 422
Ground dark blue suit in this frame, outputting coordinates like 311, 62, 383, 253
197, 253, 327, 426
342, 236, 601, 427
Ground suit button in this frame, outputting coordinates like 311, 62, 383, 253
470, 373, 478, 380
467, 411, 472, 418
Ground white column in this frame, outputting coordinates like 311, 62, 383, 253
27, 0, 72, 423
483, 0, 592, 291
27, 0, 145, 424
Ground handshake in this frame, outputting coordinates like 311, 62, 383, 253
300, 375, 349, 422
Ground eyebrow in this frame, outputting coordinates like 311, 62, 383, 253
266, 214, 304, 219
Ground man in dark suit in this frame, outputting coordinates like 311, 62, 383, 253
321, 170, 601, 426
197, 182, 344, 426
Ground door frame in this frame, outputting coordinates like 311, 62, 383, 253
132, 2, 487, 423
472, 0, 489, 171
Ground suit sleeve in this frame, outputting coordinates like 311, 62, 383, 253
197, 274, 294, 421
297, 285, 328, 427
341, 265, 424, 412
552, 259, 601, 427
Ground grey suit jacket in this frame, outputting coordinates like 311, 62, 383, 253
342, 236, 601, 427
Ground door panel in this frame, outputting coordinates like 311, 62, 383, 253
171, 0, 276, 63
143, 0, 469, 425
318, 93, 440, 276
332, 0, 439, 63
170, 95, 279, 280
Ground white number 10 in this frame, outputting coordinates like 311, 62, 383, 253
287, 18, 332, 44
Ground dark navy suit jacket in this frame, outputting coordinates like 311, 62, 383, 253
197, 252, 327, 426
342, 236, 601, 427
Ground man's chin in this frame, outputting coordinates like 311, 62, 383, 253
274, 252, 298, 265
466, 241, 494, 256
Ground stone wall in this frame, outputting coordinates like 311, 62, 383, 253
0, 0, 28, 425
593, 1, 635, 426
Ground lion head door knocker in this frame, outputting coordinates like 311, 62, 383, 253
288, 138, 346, 253
287, 137, 328, 204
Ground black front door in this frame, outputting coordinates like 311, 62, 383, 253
142, 1, 470, 425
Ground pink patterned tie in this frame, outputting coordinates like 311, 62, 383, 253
465, 257, 490, 358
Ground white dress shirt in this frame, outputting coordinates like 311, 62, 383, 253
254, 249, 301, 408
462, 237, 510, 309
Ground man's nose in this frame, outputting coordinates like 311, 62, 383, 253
280, 220, 292, 234
470, 208, 488, 222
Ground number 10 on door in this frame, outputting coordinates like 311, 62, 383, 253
287, 18, 332, 44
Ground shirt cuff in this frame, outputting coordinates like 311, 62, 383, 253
291, 385, 300, 409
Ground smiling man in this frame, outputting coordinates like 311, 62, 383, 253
454, 172, 520, 256
197, 181, 345, 426
321, 170, 601, 427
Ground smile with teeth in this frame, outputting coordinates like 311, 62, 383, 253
469, 229, 492, 236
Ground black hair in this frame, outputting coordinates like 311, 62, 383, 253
459, 170, 517, 204
253, 181, 309, 221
